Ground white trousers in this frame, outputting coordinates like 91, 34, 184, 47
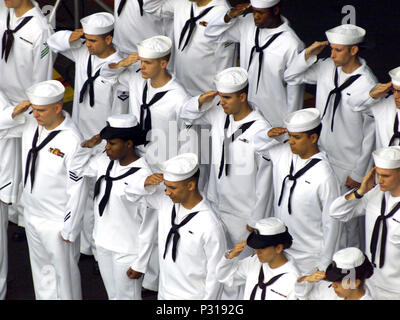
0, 202, 8, 299
80, 177, 97, 258
142, 207, 159, 292
217, 209, 250, 300
24, 212, 82, 300
97, 246, 143, 300
331, 163, 365, 250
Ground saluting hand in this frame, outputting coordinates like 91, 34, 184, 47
109, 52, 139, 69
69, 29, 84, 43
267, 127, 288, 138
358, 166, 376, 195
225, 3, 252, 22
82, 134, 102, 148
144, 173, 164, 187
126, 267, 143, 280
345, 167, 376, 200
226, 241, 247, 259
369, 82, 393, 99
12, 100, 31, 119
304, 41, 329, 61
198, 90, 218, 107
297, 270, 326, 283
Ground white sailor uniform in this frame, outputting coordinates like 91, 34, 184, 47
0, 1, 54, 104
113, 0, 164, 55
253, 140, 342, 274
143, 0, 237, 96
0, 1, 55, 226
81, 152, 157, 300
369, 96, 400, 149
125, 182, 227, 300
108, 67, 190, 171
0, 109, 90, 300
205, 13, 305, 126
180, 96, 274, 248
285, 51, 378, 248
216, 253, 300, 300
46, 31, 126, 140
0, 91, 18, 299
330, 187, 400, 300
294, 280, 373, 300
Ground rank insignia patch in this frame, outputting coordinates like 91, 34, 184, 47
118, 92, 129, 101
41, 42, 49, 59
49, 147, 65, 158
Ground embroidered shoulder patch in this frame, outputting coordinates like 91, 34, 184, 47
49, 147, 64, 158
41, 42, 49, 59
118, 92, 129, 101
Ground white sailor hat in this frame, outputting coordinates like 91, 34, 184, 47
107, 114, 138, 128
137, 35, 172, 59
325, 24, 366, 46
250, 0, 280, 8
389, 66, 400, 87
325, 247, 373, 282
26, 80, 65, 105
333, 247, 365, 269
100, 114, 146, 145
214, 67, 248, 94
372, 146, 400, 169
246, 217, 292, 249
81, 12, 114, 35
160, 153, 199, 182
284, 108, 321, 133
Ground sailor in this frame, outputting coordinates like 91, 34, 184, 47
125, 153, 227, 299
0, 80, 90, 299
330, 146, 400, 299
216, 217, 300, 300
285, 24, 378, 248
180, 67, 274, 254
295, 247, 374, 300
0, 0, 55, 240
103, 35, 190, 171
81, 114, 157, 300
204, 0, 305, 126
253, 108, 342, 274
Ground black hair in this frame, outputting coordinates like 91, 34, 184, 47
235, 84, 249, 96
100, 30, 114, 38
304, 123, 322, 142
162, 53, 171, 62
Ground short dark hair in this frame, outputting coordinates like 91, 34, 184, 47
100, 29, 114, 38
235, 84, 249, 96
184, 168, 201, 187
304, 123, 322, 142
159, 53, 171, 63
